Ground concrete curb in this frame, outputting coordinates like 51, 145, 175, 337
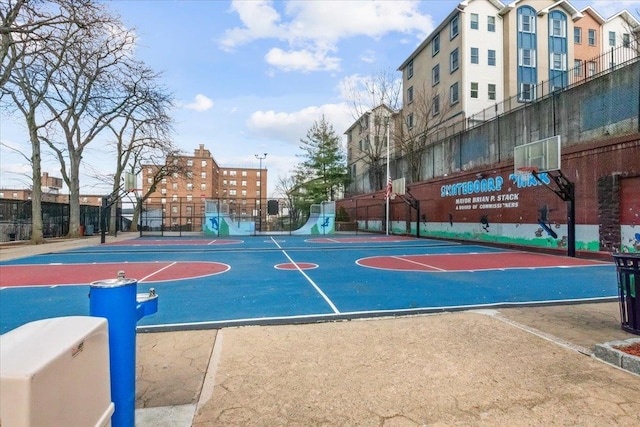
594, 337, 640, 376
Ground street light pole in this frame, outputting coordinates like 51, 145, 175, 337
255, 153, 267, 232
385, 115, 390, 236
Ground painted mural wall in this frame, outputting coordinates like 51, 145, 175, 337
341, 135, 640, 253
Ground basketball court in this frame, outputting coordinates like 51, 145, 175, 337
0, 234, 617, 334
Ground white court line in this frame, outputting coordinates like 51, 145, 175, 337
391, 255, 448, 272
270, 237, 340, 314
138, 261, 177, 283
207, 240, 217, 245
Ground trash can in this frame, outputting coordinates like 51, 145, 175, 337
85, 224, 94, 236
612, 253, 640, 335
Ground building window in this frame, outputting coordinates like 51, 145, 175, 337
450, 15, 459, 39
223, 170, 228, 176
172, 183, 178, 190
623, 33, 630, 48
147, 177, 152, 184
161, 178, 166, 184
187, 159, 193, 166
229, 189, 237, 196
519, 13, 535, 33
520, 83, 535, 102
470, 82, 478, 99
450, 82, 459, 105
487, 16, 495, 32
201, 183, 206, 191
519, 48, 535, 67
551, 18, 565, 37
229, 170, 237, 176
242, 170, 247, 176
470, 13, 479, 30
407, 86, 414, 104
187, 183, 193, 190
609, 31, 615, 46
161, 188, 167, 195
172, 195, 178, 202
432, 33, 440, 56
470, 47, 479, 64
488, 49, 496, 66
488, 84, 496, 100
201, 160, 207, 167
433, 95, 440, 116
241, 190, 247, 196
588, 29, 596, 45
230, 180, 237, 186
588, 61, 596, 76
550, 53, 566, 70
256, 180, 261, 186
574, 59, 582, 76
407, 59, 414, 79
406, 113, 414, 129
574, 27, 581, 43
450, 48, 459, 72
432, 64, 440, 86
201, 172, 206, 179
222, 180, 227, 186
241, 180, 247, 186
147, 168, 153, 174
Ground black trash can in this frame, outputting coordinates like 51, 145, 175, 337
612, 253, 640, 335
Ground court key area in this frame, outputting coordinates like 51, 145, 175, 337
0, 235, 617, 334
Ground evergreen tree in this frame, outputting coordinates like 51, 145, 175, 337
297, 115, 350, 203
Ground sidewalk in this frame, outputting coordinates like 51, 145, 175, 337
2, 236, 639, 426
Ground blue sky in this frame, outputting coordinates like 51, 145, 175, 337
1, 0, 639, 196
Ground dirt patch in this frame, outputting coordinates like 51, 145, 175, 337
615, 342, 640, 357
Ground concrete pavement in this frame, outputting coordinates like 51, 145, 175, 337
2, 234, 640, 426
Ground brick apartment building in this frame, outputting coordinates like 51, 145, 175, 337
141, 144, 268, 231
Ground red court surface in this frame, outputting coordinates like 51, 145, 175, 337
107, 239, 243, 246
0, 261, 229, 287
275, 262, 319, 270
308, 236, 415, 244
356, 251, 606, 272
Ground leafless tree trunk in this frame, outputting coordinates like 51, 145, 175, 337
104, 65, 174, 234
1, 0, 95, 243
395, 81, 453, 183
342, 70, 402, 191
34, 3, 137, 237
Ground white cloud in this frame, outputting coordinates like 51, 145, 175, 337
183, 94, 214, 112
220, 0, 433, 72
246, 103, 352, 144
360, 50, 376, 64
265, 47, 340, 72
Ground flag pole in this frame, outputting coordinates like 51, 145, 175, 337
385, 113, 390, 236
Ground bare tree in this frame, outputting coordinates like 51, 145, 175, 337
342, 70, 402, 191
104, 64, 174, 234
395, 82, 452, 183
275, 174, 307, 228
33, 3, 139, 237
1, 0, 104, 243
129, 147, 188, 232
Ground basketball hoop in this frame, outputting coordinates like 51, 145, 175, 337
515, 166, 538, 178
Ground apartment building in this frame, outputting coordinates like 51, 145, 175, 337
142, 144, 267, 228
398, 0, 505, 129
345, 104, 397, 193
500, 0, 582, 100
603, 10, 640, 60
572, 7, 603, 79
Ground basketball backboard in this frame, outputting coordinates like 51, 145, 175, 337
392, 177, 406, 195
514, 135, 561, 176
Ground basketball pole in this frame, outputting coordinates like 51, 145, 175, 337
385, 115, 390, 236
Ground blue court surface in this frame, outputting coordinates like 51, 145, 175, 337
0, 235, 618, 334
